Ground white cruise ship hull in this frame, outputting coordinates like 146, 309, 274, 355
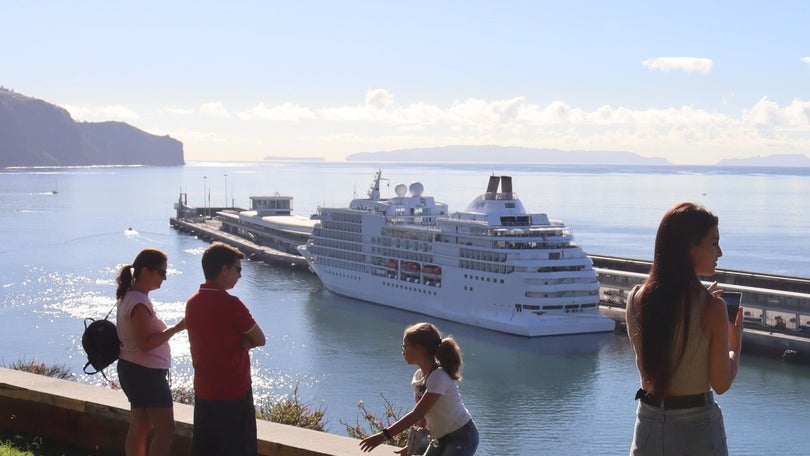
300, 246, 615, 337
298, 172, 616, 337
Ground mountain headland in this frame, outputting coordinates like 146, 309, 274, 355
0, 88, 184, 168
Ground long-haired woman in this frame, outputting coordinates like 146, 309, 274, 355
115, 248, 186, 456
627, 202, 743, 455
360, 322, 478, 456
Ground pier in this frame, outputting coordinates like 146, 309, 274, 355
170, 216, 309, 271
592, 255, 810, 362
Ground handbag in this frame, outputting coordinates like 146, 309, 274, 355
406, 426, 431, 456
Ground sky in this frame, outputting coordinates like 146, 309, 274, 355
2, 1, 809, 165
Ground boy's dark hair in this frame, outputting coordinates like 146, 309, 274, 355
202, 242, 244, 280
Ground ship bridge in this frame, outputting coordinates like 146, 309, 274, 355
456, 175, 549, 226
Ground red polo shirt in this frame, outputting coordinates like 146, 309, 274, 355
185, 283, 257, 400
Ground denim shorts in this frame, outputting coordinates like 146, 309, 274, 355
117, 358, 172, 408
424, 419, 479, 456
630, 398, 728, 456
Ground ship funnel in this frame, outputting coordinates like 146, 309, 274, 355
486, 175, 500, 194
500, 176, 512, 194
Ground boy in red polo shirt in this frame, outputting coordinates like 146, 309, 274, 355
185, 242, 266, 455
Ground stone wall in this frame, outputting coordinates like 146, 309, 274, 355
0, 368, 397, 455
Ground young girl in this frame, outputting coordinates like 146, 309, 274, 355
360, 322, 479, 456
116, 248, 186, 456
627, 203, 743, 455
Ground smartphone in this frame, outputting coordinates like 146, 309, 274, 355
722, 292, 742, 322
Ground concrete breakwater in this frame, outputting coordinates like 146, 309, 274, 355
593, 255, 810, 362
170, 216, 309, 271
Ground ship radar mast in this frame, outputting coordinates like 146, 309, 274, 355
367, 169, 388, 200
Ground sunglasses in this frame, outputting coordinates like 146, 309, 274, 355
154, 268, 167, 279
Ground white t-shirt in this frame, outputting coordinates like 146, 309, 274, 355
411, 366, 472, 439
116, 290, 171, 369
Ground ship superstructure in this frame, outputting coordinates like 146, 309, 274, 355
298, 171, 614, 336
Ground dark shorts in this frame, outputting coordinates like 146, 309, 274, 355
191, 390, 257, 456
117, 358, 172, 408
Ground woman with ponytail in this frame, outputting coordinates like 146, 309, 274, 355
116, 248, 186, 456
360, 322, 478, 456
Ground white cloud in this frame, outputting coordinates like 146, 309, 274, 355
199, 102, 233, 119
170, 90, 810, 164
237, 102, 315, 121
63, 104, 139, 121
365, 89, 395, 109
642, 57, 713, 73
160, 106, 194, 115
801, 57, 810, 65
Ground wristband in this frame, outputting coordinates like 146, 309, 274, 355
381, 428, 392, 440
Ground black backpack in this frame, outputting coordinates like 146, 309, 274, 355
82, 304, 121, 380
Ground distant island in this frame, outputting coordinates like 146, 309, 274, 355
347, 145, 670, 165
716, 154, 810, 167
348, 145, 810, 167
264, 156, 325, 161
0, 87, 184, 168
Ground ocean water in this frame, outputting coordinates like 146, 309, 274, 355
1, 161, 809, 455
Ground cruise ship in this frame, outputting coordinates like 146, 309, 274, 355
297, 171, 615, 336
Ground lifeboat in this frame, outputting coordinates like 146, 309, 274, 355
423, 265, 442, 275
385, 259, 398, 270
402, 261, 420, 273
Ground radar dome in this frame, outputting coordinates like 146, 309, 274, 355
394, 184, 407, 197
409, 182, 424, 197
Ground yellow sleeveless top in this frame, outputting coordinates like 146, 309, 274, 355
627, 285, 711, 396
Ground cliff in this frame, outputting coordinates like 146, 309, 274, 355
0, 88, 184, 167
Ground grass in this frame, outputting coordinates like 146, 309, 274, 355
0, 428, 111, 456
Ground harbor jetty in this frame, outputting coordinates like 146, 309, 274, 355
593, 255, 810, 362
170, 198, 810, 361
170, 193, 310, 270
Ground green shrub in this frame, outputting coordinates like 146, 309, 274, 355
256, 385, 327, 431
339, 394, 409, 447
171, 385, 195, 405
6, 359, 71, 379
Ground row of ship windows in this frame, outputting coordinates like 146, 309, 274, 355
514, 303, 597, 312
316, 256, 365, 272
375, 236, 433, 252
322, 269, 362, 281
381, 228, 435, 243
460, 261, 515, 274
321, 213, 362, 224
383, 281, 439, 296
464, 274, 506, 284
371, 246, 432, 263
310, 245, 364, 263
318, 227, 363, 240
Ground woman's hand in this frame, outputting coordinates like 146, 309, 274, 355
359, 432, 386, 452
707, 281, 721, 296
729, 304, 744, 353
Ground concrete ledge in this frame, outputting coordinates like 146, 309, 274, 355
0, 368, 398, 455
